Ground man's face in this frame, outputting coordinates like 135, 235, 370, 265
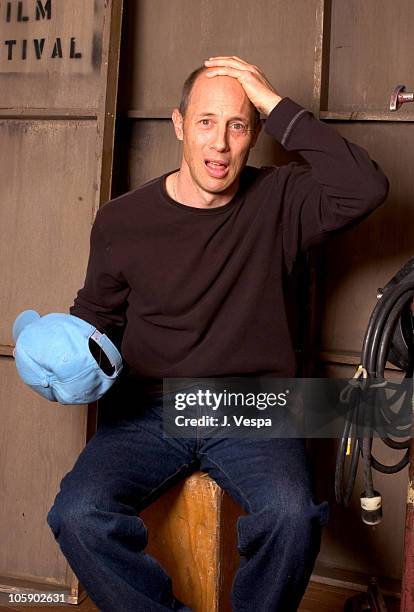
172, 73, 261, 198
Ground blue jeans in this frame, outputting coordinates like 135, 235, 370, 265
46, 382, 329, 612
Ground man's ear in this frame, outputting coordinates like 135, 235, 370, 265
172, 108, 184, 141
249, 119, 263, 149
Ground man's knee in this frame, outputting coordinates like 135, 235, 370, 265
46, 485, 149, 553
46, 491, 95, 542
270, 493, 329, 535
237, 498, 328, 555
46, 504, 61, 538
278, 499, 328, 536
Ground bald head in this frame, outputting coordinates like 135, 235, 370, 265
179, 65, 260, 127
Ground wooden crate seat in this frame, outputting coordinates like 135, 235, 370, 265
141, 471, 246, 612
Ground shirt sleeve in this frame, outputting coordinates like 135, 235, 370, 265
265, 97, 390, 273
69, 212, 130, 348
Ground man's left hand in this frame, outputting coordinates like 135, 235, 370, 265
204, 56, 282, 116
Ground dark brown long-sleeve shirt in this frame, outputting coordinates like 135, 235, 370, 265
70, 97, 389, 378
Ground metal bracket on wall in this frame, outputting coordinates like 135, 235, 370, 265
390, 84, 414, 111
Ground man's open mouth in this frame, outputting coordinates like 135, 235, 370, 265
204, 159, 229, 179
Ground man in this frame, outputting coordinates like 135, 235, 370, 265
46, 57, 389, 611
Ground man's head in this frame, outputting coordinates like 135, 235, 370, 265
178, 66, 261, 127
172, 66, 262, 201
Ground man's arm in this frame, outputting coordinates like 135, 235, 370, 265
205, 57, 389, 272
265, 96, 389, 270
70, 211, 130, 348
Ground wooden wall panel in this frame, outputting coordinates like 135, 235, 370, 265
328, 0, 414, 112
247, 129, 303, 169
1, 0, 123, 596
0, 0, 105, 110
0, 359, 87, 584
128, 120, 182, 188
0, 120, 97, 353
123, 0, 320, 114
318, 122, 413, 357
313, 0, 413, 589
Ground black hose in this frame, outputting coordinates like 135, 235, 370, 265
335, 260, 414, 515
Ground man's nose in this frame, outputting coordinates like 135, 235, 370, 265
210, 123, 229, 151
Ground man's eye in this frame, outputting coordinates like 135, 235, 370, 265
230, 122, 247, 132
199, 119, 212, 127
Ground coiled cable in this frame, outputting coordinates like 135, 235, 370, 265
335, 258, 414, 523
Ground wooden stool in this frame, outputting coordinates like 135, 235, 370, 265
141, 472, 246, 612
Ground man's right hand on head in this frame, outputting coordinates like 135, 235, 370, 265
203, 56, 283, 116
